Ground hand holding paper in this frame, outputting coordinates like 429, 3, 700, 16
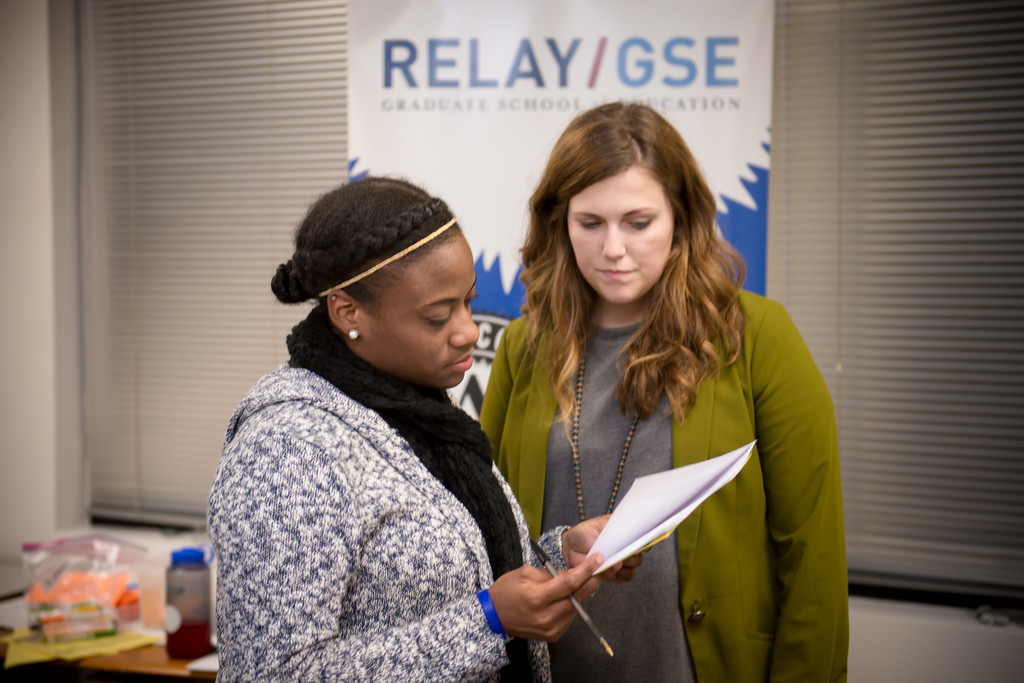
587, 441, 756, 573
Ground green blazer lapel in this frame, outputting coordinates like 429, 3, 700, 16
519, 365, 558, 539
671, 375, 716, 580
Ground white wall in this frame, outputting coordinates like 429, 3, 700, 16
0, 0, 84, 564
0, 3, 1021, 680
849, 597, 1024, 682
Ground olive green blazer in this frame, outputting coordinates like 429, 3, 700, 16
481, 291, 848, 682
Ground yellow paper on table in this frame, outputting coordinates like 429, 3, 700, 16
2, 627, 161, 669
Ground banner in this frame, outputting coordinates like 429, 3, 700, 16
349, 0, 774, 416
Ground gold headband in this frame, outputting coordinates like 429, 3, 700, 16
318, 217, 458, 297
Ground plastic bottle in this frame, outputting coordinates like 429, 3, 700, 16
165, 545, 213, 659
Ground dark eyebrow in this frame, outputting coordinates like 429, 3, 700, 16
571, 208, 657, 219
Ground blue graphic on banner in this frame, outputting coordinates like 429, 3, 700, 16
349, 158, 369, 182
716, 141, 770, 296
474, 255, 526, 319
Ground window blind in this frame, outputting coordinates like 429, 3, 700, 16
79, 0, 348, 526
771, 0, 1024, 596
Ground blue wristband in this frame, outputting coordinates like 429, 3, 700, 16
476, 589, 510, 643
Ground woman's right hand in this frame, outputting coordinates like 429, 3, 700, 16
485, 553, 604, 642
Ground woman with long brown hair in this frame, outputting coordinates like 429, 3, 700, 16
481, 102, 848, 682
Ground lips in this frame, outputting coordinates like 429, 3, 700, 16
449, 354, 474, 371
600, 269, 632, 280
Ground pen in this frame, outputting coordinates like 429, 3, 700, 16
529, 539, 614, 657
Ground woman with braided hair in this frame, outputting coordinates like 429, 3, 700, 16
209, 176, 638, 682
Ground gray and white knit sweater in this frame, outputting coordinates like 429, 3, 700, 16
209, 365, 563, 681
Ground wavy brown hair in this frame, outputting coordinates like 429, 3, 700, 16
521, 101, 746, 423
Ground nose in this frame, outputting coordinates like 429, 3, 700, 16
602, 225, 626, 259
451, 305, 480, 349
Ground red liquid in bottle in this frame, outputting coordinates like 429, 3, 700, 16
166, 618, 211, 659
165, 546, 213, 660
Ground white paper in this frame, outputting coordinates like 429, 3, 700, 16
186, 652, 220, 672
588, 441, 756, 573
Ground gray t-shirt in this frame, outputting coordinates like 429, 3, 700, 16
542, 323, 697, 682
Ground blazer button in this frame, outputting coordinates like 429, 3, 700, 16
688, 609, 706, 624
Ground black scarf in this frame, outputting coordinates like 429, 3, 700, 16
287, 307, 531, 680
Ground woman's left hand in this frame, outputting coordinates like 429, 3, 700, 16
561, 514, 644, 585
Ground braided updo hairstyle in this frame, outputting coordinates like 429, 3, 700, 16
271, 176, 459, 306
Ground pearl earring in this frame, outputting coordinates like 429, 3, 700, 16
348, 329, 359, 340
331, 295, 337, 301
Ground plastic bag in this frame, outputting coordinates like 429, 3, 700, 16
21, 533, 148, 641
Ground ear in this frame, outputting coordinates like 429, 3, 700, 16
325, 290, 360, 335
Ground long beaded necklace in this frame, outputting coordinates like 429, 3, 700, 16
571, 357, 640, 521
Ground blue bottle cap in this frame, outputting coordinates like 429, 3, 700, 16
171, 546, 213, 566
